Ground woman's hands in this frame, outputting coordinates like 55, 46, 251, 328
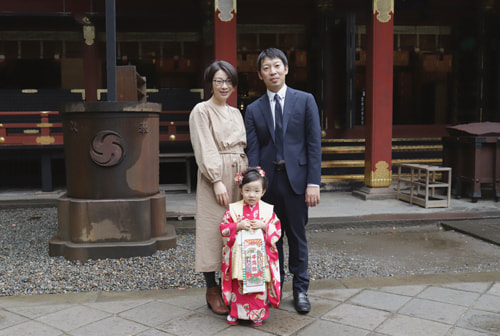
213, 181, 229, 207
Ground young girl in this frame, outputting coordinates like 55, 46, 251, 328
220, 167, 281, 326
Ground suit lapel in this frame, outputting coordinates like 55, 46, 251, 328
258, 95, 275, 142
283, 87, 295, 136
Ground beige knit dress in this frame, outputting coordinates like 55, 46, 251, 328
189, 100, 248, 273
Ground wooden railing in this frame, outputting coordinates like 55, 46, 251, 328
0, 111, 63, 146
159, 110, 190, 143
0, 110, 191, 146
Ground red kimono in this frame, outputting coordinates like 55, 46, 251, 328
220, 200, 281, 321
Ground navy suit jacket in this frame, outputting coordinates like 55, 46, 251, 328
245, 87, 322, 195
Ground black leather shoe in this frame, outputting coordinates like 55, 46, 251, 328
293, 292, 311, 313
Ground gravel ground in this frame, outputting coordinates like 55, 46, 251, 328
1, 207, 499, 297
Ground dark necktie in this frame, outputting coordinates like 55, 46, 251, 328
274, 94, 284, 161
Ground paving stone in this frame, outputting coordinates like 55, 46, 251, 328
0, 308, 29, 329
349, 289, 412, 312
487, 283, 500, 297
308, 288, 363, 302
157, 312, 229, 336
6, 303, 74, 319
417, 286, 480, 307
473, 294, 500, 314
296, 320, 369, 336
399, 298, 468, 325
257, 307, 315, 335
322, 303, 390, 330
278, 295, 340, 318
35, 305, 110, 332
375, 314, 451, 336
457, 309, 500, 335
0, 320, 64, 336
442, 282, 493, 293
137, 329, 174, 336
450, 327, 493, 336
70, 316, 149, 336
84, 299, 152, 314
119, 301, 191, 327
217, 324, 275, 335
377, 284, 427, 296
158, 293, 206, 310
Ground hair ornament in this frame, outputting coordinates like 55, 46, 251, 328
234, 172, 243, 184
256, 166, 266, 177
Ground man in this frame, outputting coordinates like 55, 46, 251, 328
245, 48, 321, 313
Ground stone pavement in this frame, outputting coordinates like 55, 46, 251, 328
0, 188, 500, 335
0, 272, 499, 336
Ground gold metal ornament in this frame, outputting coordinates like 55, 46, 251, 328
83, 25, 95, 46
373, 0, 394, 23
36, 136, 55, 145
215, 0, 237, 22
364, 160, 392, 187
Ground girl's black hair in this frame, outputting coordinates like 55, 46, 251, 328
241, 167, 268, 190
204, 60, 239, 87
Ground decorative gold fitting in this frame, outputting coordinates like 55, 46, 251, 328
37, 123, 53, 128
83, 25, 95, 46
373, 0, 394, 23
169, 134, 176, 141
36, 136, 55, 145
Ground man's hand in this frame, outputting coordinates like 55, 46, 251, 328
305, 186, 320, 207
213, 181, 229, 207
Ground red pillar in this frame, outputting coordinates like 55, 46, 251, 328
214, 0, 237, 107
364, 0, 394, 187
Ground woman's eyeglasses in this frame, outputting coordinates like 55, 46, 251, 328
213, 79, 233, 87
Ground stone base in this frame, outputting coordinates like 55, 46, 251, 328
49, 236, 176, 261
49, 191, 176, 261
352, 185, 397, 200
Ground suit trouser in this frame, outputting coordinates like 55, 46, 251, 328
264, 169, 309, 294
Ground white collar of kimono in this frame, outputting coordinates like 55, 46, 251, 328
228, 200, 274, 222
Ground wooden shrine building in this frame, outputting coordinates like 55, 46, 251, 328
1, 0, 499, 192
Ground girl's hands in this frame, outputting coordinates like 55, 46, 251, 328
249, 219, 266, 231
236, 219, 265, 231
213, 181, 229, 207
237, 219, 251, 231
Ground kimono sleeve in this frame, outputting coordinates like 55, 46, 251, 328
220, 209, 238, 306
265, 212, 282, 308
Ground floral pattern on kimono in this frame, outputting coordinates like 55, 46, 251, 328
220, 200, 281, 321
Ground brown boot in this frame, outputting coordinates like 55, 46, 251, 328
206, 285, 229, 315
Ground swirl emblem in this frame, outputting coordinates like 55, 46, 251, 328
90, 131, 126, 167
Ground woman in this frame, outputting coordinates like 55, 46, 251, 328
189, 60, 248, 315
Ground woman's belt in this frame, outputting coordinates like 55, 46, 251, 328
219, 150, 246, 156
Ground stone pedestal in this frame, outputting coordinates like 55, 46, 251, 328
352, 185, 397, 200
49, 102, 176, 261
